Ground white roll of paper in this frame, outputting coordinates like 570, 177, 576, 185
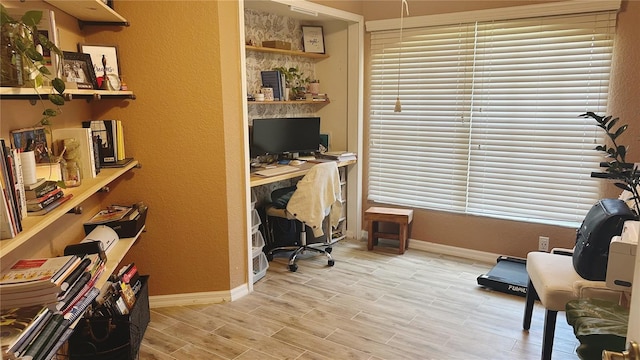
20, 151, 38, 185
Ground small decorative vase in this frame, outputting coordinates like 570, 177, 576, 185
284, 87, 291, 101
308, 82, 320, 95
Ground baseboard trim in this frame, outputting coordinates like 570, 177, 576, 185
360, 231, 500, 264
149, 283, 249, 308
408, 239, 501, 264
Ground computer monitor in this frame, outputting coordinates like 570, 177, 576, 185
251, 117, 321, 157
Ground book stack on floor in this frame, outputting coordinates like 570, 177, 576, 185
24, 178, 73, 216
0, 253, 105, 360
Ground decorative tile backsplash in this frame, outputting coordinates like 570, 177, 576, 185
245, 9, 318, 120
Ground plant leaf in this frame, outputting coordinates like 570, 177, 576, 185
42, 108, 58, 116
48, 94, 65, 106
613, 124, 628, 140
52, 78, 65, 94
21, 11, 42, 27
25, 47, 43, 62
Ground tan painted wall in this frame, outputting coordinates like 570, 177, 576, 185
85, 1, 247, 295
0, 1, 247, 296
359, 1, 640, 257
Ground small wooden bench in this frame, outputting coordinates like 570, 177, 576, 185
364, 207, 414, 254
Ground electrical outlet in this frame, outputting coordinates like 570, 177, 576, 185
538, 236, 549, 252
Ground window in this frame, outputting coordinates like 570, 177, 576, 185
369, 10, 616, 227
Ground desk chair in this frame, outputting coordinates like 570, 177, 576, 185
265, 161, 343, 272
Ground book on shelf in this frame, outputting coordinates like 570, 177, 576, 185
25, 187, 64, 212
260, 70, 285, 101
82, 120, 119, 165
9, 148, 27, 219
21, 313, 70, 360
85, 205, 132, 225
52, 127, 99, 180
27, 193, 73, 216
0, 255, 78, 297
24, 180, 58, 200
0, 169, 17, 240
0, 305, 51, 355
0, 256, 77, 285
314, 151, 357, 161
23, 177, 47, 191
1, 139, 22, 235
116, 120, 126, 161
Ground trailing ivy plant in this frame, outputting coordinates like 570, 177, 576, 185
582, 111, 640, 214
1, 4, 65, 126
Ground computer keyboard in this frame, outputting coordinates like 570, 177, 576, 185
254, 165, 301, 177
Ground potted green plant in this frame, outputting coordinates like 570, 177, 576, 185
1, 4, 65, 126
583, 112, 640, 214
273, 66, 309, 100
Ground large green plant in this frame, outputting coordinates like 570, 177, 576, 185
582, 112, 640, 214
1, 4, 65, 126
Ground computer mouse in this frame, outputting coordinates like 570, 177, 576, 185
289, 160, 305, 166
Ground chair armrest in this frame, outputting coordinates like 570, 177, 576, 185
573, 280, 623, 304
552, 247, 574, 256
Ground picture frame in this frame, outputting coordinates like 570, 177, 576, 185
6, 8, 59, 78
302, 26, 325, 54
61, 51, 98, 89
10, 127, 51, 164
78, 43, 121, 90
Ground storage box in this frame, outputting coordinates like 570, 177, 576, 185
252, 230, 265, 257
69, 275, 150, 360
262, 40, 291, 50
251, 208, 261, 233
84, 206, 148, 238
253, 253, 269, 283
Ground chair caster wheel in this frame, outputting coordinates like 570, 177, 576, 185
328, 260, 335, 267
289, 264, 298, 272
325, 247, 333, 254
266, 253, 273, 261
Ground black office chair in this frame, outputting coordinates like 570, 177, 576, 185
264, 161, 343, 272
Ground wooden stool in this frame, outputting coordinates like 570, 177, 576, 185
364, 207, 414, 254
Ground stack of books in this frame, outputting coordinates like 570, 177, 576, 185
314, 151, 357, 162
24, 179, 73, 216
0, 254, 105, 360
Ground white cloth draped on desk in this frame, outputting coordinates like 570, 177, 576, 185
286, 162, 342, 237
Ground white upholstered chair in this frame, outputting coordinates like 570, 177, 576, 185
523, 249, 623, 360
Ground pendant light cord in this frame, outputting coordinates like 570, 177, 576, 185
395, 0, 409, 112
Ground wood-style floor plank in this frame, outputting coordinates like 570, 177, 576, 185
142, 239, 580, 360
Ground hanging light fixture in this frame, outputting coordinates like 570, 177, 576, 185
395, 0, 409, 113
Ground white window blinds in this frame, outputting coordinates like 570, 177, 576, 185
369, 11, 616, 226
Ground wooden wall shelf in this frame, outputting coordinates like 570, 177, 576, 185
0, 160, 140, 259
0, 87, 136, 101
245, 45, 329, 60
43, 0, 129, 26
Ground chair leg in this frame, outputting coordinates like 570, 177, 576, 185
541, 309, 557, 360
523, 279, 537, 330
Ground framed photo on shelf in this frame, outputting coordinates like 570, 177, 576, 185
78, 43, 121, 90
302, 26, 325, 54
10, 127, 51, 164
6, 8, 60, 78
61, 51, 98, 89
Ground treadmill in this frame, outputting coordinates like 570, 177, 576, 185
477, 256, 529, 297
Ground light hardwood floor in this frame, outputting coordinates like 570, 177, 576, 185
140, 239, 580, 360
